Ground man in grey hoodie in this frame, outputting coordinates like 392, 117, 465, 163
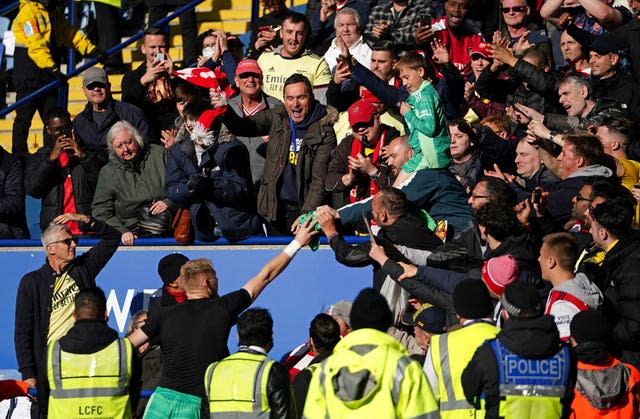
539, 232, 603, 342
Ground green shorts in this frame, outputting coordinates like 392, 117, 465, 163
143, 386, 202, 419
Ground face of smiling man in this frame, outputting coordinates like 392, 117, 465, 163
283, 81, 311, 124
280, 18, 307, 58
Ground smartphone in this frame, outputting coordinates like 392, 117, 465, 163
533, 189, 542, 205
420, 12, 432, 28
153, 52, 166, 62
527, 29, 548, 45
61, 125, 73, 139
258, 25, 271, 32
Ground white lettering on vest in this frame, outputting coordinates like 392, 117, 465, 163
505, 355, 561, 380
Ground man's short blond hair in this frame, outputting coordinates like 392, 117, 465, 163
180, 258, 215, 287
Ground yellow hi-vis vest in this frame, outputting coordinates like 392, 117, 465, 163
430, 321, 499, 419
302, 328, 440, 419
205, 351, 274, 418
47, 338, 133, 419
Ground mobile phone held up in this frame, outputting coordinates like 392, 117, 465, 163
527, 29, 548, 45
153, 52, 166, 62
533, 189, 542, 205
420, 12, 432, 28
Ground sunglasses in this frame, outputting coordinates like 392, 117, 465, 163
501, 6, 527, 12
238, 72, 261, 79
85, 82, 107, 90
47, 237, 77, 246
574, 194, 593, 203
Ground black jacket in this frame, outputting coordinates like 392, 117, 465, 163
602, 232, 640, 370
328, 210, 443, 291
25, 146, 101, 232
0, 146, 29, 239
73, 98, 152, 166
461, 316, 573, 419
56, 320, 141, 412
14, 220, 120, 385
592, 70, 640, 125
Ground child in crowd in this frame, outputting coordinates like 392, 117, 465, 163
394, 52, 452, 186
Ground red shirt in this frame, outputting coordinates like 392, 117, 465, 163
432, 17, 483, 74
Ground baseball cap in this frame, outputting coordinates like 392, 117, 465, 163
348, 99, 377, 128
588, 37, 625, 55
402, 304, 447, 334
471, 42, 491, 59
235, 59, 262, 77
82, 67, 109, 87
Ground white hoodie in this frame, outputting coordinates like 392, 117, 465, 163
545, 273, 603, 341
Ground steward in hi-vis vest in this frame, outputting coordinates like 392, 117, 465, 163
462, 282, 574, 419
424, 279, 499, 419
303, 288, 440, 419
46, 287, 139, 419
204, 308, 294, 418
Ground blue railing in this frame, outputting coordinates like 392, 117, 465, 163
0, 1, 18, 17
0, 236, 370, 247
0, 0, 206, 119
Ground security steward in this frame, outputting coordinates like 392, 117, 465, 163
12, 0, 102, 158
204, 308, 294, 418
461, 281, 573, 419
47, 288, 140, 418
303, 288, 440, 418
424, 279, 499, 418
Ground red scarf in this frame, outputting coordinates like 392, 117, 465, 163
349, 128, 387, 204
165, 285, 187, 303
59, 152, 80, 235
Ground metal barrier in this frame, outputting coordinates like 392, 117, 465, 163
0, 0, 206, 119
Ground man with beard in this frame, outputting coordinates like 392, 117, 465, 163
325, 99, 400, 209
257, 12, 332, 104
218, 73, 337, 234
415, 0, 483, 73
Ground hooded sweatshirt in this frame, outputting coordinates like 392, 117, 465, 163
545, 273, 604, 341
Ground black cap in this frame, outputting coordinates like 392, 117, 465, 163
570, 310, 611, 344
350, 288, 393, 332
589, 37, 625, 55
157, 254, 189, 285
404, 304, 447, 334
454, 279, 493, 319
501, 281, 543, 319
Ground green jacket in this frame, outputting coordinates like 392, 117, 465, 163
303, 328, 440, 419
92, 144, 172, 233
403, 80, 451, 172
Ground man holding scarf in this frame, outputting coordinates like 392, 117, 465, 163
325, 99, 399, 228
218, 73, 337, 235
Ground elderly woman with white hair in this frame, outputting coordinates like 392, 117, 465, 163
92, 121, 174, 245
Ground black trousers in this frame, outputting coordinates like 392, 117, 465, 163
11, 88, 57, 157
147, 4, 198, 65
93, 1, 123, 68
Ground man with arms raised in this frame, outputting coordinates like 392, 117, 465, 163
127, 222, 317, 417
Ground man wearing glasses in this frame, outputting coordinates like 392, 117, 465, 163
73, 67, 151, 167
14, 212, 121, 418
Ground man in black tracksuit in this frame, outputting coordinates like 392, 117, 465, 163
14, 213, 120, 418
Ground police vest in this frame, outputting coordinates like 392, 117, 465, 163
431, 321, 499, 419
47, 338, 133, 419
490, 339, 570, 419
205, 351, 274, 418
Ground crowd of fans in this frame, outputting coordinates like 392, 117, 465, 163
5, 0, 640, 416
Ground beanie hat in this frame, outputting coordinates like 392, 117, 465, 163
350, 288, 393, 332
157, 253, 190, 285
501, 281, 543, 319
481, 254, 520, 296
454, 279, 494, 319
570, 310, 611, 344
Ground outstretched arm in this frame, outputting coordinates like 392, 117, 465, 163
242, 219, 319, 301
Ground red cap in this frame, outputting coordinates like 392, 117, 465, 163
348, 99, 377, 128
360, 87, 383, 104
235, 59, 262, 77
471, 42, 491, 59
481, 254, 519, 296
